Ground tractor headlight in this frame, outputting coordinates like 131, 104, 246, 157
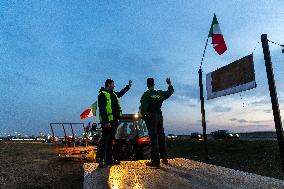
134, 114, 139, 118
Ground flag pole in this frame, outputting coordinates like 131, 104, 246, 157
200, 37, 210, 68
199, 36, 209, 163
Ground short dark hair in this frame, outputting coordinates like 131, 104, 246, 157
147, 78, 154, 88
105, 79, 114, 88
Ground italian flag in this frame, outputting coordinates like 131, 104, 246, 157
80, 101, 97, 119
208, 14, 227, 55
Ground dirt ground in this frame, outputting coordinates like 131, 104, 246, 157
1, 139, 283, 188
0, 141, 84, 189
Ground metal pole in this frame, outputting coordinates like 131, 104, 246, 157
199, 68, 209, 163
198, 35, 210, 164
62, 124, 67, 148
50, 123, 55, 143
70, 123, 76, 148
261, 34, 284, 177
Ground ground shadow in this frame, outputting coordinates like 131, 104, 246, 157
84, 164, 111, 189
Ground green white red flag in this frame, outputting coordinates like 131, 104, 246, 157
208, 14, 227, 55
80, 101, 97, 119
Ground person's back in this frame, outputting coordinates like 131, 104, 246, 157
140, 78, 174, 117
140, 78, 174, 167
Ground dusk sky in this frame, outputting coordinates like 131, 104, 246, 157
0, 1, 284, 136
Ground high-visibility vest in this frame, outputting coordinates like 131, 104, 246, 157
99, 91, 122, 122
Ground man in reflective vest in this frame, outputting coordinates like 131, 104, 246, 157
98, 79, 132, 168
140, 78, 174, 168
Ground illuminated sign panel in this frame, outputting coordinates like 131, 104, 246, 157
206, 54, 256, 100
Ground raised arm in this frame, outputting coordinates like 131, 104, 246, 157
158, 78, 174, 100
115, 85, 130, 98
159, 85, 174, 100
115, 80, 132, 98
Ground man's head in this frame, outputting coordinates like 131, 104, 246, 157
147, 78, 155, 89
105, 79, 115, 91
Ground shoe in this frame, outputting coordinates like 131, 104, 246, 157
107, 159, 120, 165
162, 159, 169, 165
98, 160, 107, 168
146, 161, 160, 168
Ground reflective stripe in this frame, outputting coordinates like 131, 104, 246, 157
113, 93, 122, 117
99, 91, 122, 122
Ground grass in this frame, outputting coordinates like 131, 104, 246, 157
167, 139, 283, 179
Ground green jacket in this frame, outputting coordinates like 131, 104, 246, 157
140, 85, 174, 117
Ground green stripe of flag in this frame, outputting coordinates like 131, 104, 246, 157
91, 101, 97, 116
208, 13, 219, 37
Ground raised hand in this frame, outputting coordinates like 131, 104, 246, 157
129, 80, 132, 88
166, 78, 171, 85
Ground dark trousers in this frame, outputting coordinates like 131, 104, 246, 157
145, 113, 167, 164
99, 121, 119, 162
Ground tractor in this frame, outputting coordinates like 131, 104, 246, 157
96, 114, 151, 161
112, 114, 151, 160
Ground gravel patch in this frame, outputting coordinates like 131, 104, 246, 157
84, 158, 284, 189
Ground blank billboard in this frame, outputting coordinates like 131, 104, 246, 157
206, 54, 256, 100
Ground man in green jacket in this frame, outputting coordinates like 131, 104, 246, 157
140, 78, 174, 167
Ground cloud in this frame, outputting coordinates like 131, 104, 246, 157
246, 124, 271, 128
249, 120, 272, 124
230, 118, 272, 125
263, 109, 272, 113
250, 99, 271, 106
168, 82, 200, 107
253, 108, 272, 114
174, 83, 199, 99
196, 119, 209, 123
212, 106, 232, 113
229, 118, 248, 123
237, 119, 248, 123
170, 94, 197, 107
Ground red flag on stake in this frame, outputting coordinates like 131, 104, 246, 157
208, 14, 227, 55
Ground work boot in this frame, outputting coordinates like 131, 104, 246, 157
146, 161, 160, 168
161, 159, 169, 165
98, 159, 107, 168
